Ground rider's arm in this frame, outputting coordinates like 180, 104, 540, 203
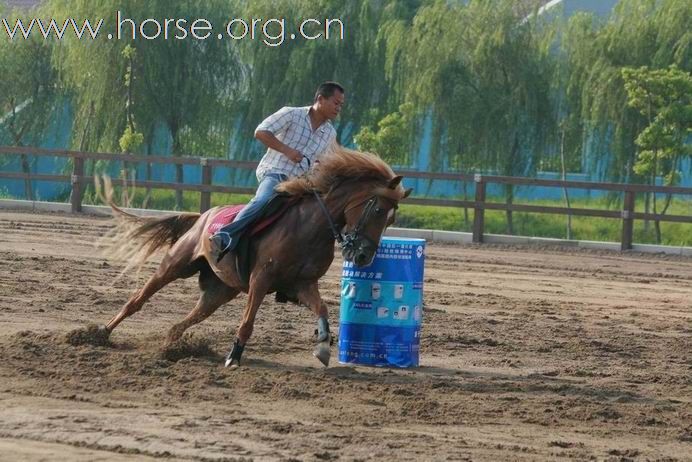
255, 130, 302, 163
255, 106, 302, 163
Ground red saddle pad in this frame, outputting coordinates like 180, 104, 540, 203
207, 205, 244, 235
206, 197, 299, 238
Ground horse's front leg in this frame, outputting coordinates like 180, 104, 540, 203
297, 283, 332, 367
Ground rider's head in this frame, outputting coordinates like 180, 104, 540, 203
313, 81, 345, 121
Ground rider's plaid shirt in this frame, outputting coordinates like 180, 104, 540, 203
255, 106, 337, 181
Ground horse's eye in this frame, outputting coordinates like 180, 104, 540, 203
375, 207, 384, 215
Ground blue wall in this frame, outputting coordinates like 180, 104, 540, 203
1, 101, 74, 200
2, 100, 691, 202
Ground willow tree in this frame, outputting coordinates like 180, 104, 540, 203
354, 0, 438, 168
0, 8, 58, 200
388, 0, 556, 233
231, 0, 416, 167
133, 0, 244, 209
48, 0, 244, 209
550, 12, 599, 239
562, 0, 691, 190
364, 0, 421, 134
45, 1, 129, 154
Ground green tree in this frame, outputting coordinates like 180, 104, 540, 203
47, 1, 130, 153
354, 103, 415, 165
0, 9, 58, 200
116, 45, 143, 206
134, 0, 242, 209
232, 0, 417, 165
562, 0, 691, 186
47, 0, 244, 209
383, 0, 556, 233
551, 12, 598, 239
623, 65, 692, 243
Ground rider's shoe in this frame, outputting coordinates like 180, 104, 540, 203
209, 232, 232, 262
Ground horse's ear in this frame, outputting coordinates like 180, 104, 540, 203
388, 176, 403, 189
403, 188, 413, 199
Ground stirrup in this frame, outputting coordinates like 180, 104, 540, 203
211, 231, 232, 250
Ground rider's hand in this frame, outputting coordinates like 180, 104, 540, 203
284, 147, 303, 164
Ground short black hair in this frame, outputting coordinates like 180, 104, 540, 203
314, 81, 345, 102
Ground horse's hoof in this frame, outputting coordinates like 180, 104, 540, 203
225, 339, 244, 369
313, 342, 331, 367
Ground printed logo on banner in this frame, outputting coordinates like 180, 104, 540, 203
341, 239, 425, 282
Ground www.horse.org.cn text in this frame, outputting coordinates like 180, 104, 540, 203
2, 12, 345, 47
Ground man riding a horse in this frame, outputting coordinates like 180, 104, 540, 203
100, 82, 411, 370
209, 81, 345, 262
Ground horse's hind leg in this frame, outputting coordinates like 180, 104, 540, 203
104, 248, 200, 333
225, 269, 272, 369
166, 265, 239, 344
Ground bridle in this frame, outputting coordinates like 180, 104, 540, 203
298, 157, 392, 257
313, 192, 379, 253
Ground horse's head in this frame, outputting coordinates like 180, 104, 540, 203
341, 175, 412, 267
275, 146, 414, 267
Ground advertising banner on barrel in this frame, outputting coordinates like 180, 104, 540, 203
338, 237, 426, 367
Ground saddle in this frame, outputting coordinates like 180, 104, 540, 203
207, 193, 301, 287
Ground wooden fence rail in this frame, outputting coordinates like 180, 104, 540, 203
1, 146, 691, 250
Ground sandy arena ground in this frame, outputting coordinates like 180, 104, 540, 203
0, 209, 690, 461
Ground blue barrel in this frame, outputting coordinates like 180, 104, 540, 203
338, 237, 426, 367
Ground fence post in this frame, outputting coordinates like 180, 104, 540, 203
200, 158, 212, 213
621, 190, 635, 251
70, 156, 84, 213
472, 174, 486, 243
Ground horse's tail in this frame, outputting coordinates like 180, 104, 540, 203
111, 203, 201, 258
96, 176, 201, 275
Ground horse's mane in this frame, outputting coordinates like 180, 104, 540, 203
276, 145, 404, 198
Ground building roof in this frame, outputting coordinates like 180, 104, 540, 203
538, 0, 618, 18
2, 0, 42, 9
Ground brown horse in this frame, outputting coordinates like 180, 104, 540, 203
101, 146, 411, 368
